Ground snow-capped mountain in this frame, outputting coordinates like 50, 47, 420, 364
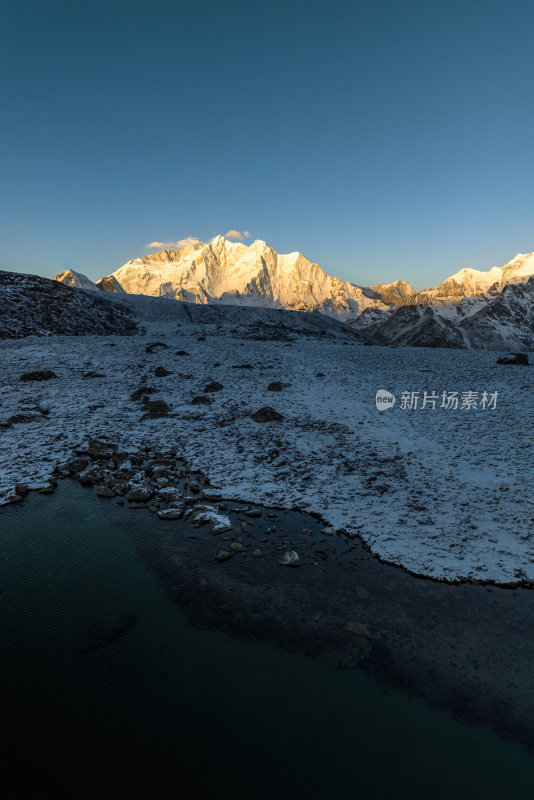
95, 275, 125, 293
353, 276, 534, 349
54, 268, 98, 292
100, 235, 388, 321
49, 239, 533, 349
459, 276, 534, 350
54, 269, 125, 295
354, 304, 467, 348
369, 279, 417, 305
372, 252, 534, 308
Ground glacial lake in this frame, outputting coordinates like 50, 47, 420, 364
1, 481, 534, 798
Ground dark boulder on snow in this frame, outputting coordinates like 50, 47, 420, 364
19, 370, 56, 382
204, 381, 223, 393
145, 341, 168, 353
251, 406, 283, 422
496, 353, 529, 365
88, 438, 117, 459
131, 386, 157, 401
141, 399, 169, 416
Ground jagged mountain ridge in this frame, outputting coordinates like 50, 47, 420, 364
101, 235, 387, 321
0, 269, 377, 345
459, 276, 534, 350
51, 238, 533, 349
353, 304, 467, 348
55, 268, 125, 295
371, 252, 534, 307
54, 268, 98, 292
354, 277, 534, 350
55, 238, 534, 321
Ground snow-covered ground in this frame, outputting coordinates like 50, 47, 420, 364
1, 310, 532, 585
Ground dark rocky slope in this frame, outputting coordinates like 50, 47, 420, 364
0, 270, 137, 337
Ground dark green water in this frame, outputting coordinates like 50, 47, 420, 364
1, 483, 533, 799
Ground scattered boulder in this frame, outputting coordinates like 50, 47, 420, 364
215, 551, 233, 563
157, 508, 183, 520
230, 542, 246, 552
252, 549, 264, 558
204, 381, 223, 393
5, 413, 41, 426
78, 465, 105, 485
192, 395, 212, 405
155, 366, 172, 377
267, 382, 284, 392
126, 484, 154, 503
83, 371, 106, 379
321, 526, 335, 536
280, 550, 300, 567
158, 487, 184, 504
58, 456, 89, 475
19, 370, 56, 382
191, 505, 233, 534
175, 350, 190, 356
131, 386, 157, 402
496, 352, 529, 365
88, 438, 117, 459
96, 485, 115, 498
15, 483, 29, 497
142, 399, 169, 416
145, 342, 168, 353
245, 508, 262, 518
251, 406, 283, 423
112, 452, 130, 468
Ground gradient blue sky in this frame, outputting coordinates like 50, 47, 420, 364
1, 0, 533, 289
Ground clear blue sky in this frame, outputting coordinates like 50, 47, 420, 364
1, 0, 533, 289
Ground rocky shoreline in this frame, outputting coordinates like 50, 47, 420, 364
4, 435, 534, 755
6, 433, 534, 589
9, 435, 346, 571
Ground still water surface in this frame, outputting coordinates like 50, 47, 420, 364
1, 483, 533, 798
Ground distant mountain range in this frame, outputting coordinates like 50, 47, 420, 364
51, 237, 534, 350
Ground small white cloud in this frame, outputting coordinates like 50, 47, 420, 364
224, 229, 251, 241
177, 237, 203, 248
145, 237, 203, 250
